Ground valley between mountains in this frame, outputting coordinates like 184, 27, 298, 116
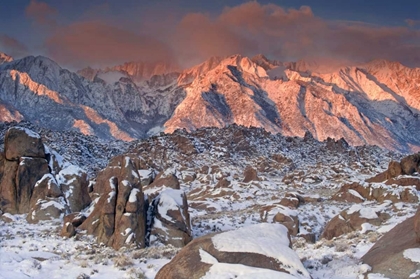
0, 52, 419, 279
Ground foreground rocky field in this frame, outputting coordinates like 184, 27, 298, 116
0, 123, 419, 278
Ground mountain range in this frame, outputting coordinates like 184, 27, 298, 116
0, 52, 419, 152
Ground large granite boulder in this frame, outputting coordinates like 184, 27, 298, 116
26, 174, 69, 223
0, 127, 91, 221
79, 157, 146, 250
362, 215, 420, 279
4, 127, 45, 160
149, 189, 192, 247
0, 128, 50, 214
57, 166, 91, 212
156, 223, 311, 279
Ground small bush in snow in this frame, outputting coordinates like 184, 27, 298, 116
334, 241, 349, 252
127, 268, 146, 279
113, 254, 133, 269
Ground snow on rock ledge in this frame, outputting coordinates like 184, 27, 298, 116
156, 223, 311, 279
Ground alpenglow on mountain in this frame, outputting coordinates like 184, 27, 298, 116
0, 52, 419, 152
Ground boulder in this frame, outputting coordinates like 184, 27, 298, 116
146, 171, 180, 190
280, 192, 305, 208
149, 189, 192, 247
63, 212, 87, 228
362, 216, 420, 279
60, 222, 76, 238
243, 166, 259, 183
321, 204, 387, 240
4, 127, 45, 160
367, 153, 420, 182
387, 160, 403, 178
29, 174, 62, 209
58, 166, 91, 212
400, 153, 420, 175
27, 197, 69, 223
260, 205, 299, 236
331, 182, 367, 203
170, 134, 197, 156
155, 223, 310, 279
79, 157, 146, 250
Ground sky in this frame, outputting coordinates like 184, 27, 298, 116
0, 0, 419, 70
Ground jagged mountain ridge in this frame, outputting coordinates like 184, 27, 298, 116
165, 55, 420, 152
0, 54, 185, 139
0, 51, 419, 152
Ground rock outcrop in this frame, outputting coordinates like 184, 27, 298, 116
367, 153, 420, 183
321, 204, 390, 240
156, 223, 310, 279
78, 156, 147, 250
332, 181, 418, 204
0, 127, 90, 223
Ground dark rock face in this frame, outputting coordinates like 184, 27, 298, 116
79, 156, 147, 250
0, 160, 19, 213
362, 215, 420, 279
16, 157, 50, 213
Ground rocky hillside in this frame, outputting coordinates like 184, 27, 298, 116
1, 52, 419, 152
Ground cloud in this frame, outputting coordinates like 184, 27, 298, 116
406, 19, 420, 27
25, 0, 57, 26
46, 21, 175, 69
0, 35, 29, 58
35, 1, 420, 69
171, 2, 420, 67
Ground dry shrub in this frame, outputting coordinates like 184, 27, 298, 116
113, 254, 133, 269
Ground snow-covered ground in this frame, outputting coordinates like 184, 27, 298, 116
1, 124, 418, 278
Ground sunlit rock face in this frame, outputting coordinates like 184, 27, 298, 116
1, 53, 420, 152
165, 55, 420, 152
